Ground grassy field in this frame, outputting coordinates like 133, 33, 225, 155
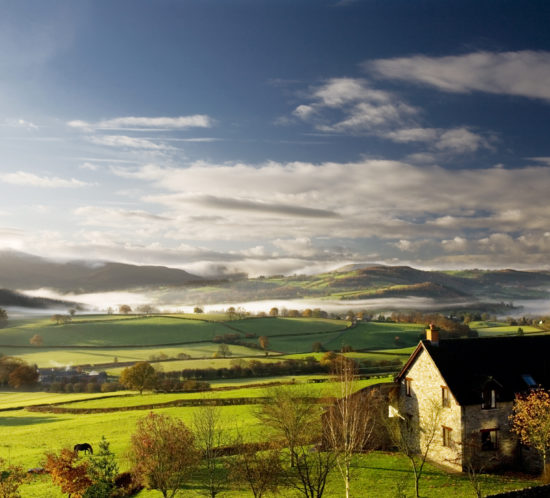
5, 343, 266, 369
0, 315, 425, 371
18, 450, 539, 497
2, 385, 539, 497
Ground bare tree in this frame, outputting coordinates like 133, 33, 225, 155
192, 404, 230, 498
387, 397, 443, 498
324, 358, 375, 498
256, 385, 321, 467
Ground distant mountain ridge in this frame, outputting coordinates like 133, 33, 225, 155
0, 288, 79, 309
0, 251, 203, 293
1, 251, 550, 309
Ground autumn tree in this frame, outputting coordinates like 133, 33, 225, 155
44, 447, 91, 498
324, 358, 375, 498
29, 333, 43, 346
193, 404, 230, 497
129, 412, 199, 498
0, 457, 29, 497
120, 362, 158, 394
258, 336, 269, 356
8, 364, 38, 389
510, 388, 550, 477
119, 304, 132, 314
269, 307, 279, 317
194, 306, 204, 314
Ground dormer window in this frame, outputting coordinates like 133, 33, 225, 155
441, 386, 450, 408
482, 388, 496, 409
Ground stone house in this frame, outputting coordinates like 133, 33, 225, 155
393, 328, 550, 472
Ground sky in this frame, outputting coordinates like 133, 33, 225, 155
1, 0, 550, 277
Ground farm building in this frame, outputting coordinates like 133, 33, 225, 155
392, 327, 550, 473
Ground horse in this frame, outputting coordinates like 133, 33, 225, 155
73, 443, 93, 455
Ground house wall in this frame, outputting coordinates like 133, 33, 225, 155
462, 402, 520, 472
398, 348, 462, 470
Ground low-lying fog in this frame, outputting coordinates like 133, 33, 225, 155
14, 287, 549, 317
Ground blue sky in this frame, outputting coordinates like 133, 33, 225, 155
1, 0, 550, 277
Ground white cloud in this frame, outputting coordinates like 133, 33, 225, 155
368, 50, 550, 102
0, 171, 90, 188
435, 128, 490, 153
292, 78, 417, 133
80, 162, 99, 171
68, 115, 213, 130
89, 135, 171, 150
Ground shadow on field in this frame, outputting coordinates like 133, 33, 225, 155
0, 416, 66, 426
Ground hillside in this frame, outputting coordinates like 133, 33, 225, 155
0, 251, 203, 292
0, 288, 79, 309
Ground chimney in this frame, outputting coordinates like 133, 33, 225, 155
426, 323, 439, 346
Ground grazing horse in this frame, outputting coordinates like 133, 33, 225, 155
73, 443, 93, 455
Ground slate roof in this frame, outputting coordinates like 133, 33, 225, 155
396, 335, 550, 406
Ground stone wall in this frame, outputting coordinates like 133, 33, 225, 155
398, 347, 463, 470
462, 402, 519, 471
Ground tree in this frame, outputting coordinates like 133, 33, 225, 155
192, 405, 230, 497
120, 362, 158, 394
69, 308, 76, 317
44, 447, 91, 498
216, 344, 231, 358
302, 309, 313, 318
258, 336, 269, 356
257, 385, 319, 467
269, 307, 279, 317
194, 306, 204, 314
29, 334, 43, 346
226, 307, 236, 320
312, 342, 323, 353
8, 364, 38, 389
387, 397, 443, 498
129, 412, 199, 498
257, 386, 335, 497
324, 358, 375, 498
510, 388, 550, 477
0, 457, 29, 497
228, 443, 282, 498
0, 308, 7, 328
84, 436, 118, 498
119, 304, 132, 314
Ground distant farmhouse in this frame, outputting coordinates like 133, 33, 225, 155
392, 327, 550, 473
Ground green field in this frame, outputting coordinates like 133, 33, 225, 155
1, 385, 539, 497
0, 315, 425, 372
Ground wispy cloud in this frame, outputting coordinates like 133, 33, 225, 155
88, 135, 171, 150
75, 206, 171, 226
368, 50, 550, 102
0, 171, 90, 188
68, 114, 213, 131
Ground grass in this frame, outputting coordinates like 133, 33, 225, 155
6, 343, 265, 369
0, 390, 131, 410
231, 317, 349, 337
56, 376, 393, 409
0, 316, 232, 347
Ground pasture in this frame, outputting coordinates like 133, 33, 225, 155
1, 384, 538, 497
